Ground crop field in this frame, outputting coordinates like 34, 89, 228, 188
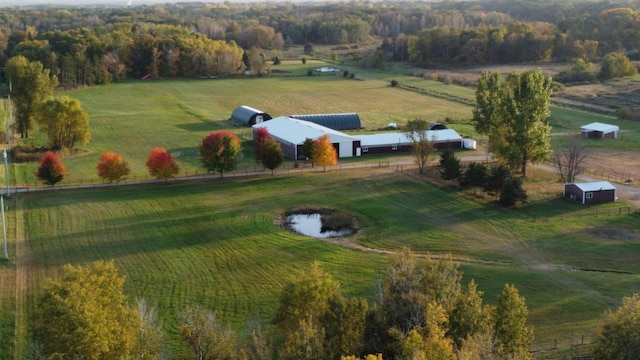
2, 60, 640, 359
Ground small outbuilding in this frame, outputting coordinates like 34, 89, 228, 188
581, 122, 619, 139
231, 105, 272, 126
290, 113, 362, 130
564, 181, 617, 204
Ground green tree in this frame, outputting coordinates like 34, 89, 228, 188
301, 138, 315, 161
599, 52, 637, 80
593, 293, 640, 359
473, 70, 552, 177
199, 131, 243, 177
439, 147, 461, 182
493, 284, 533, 359
5, 55, 58, 138
459, 162, 488, 194
448, 280, 494, 349
180, 306, 235, 360
35, 151, 67, 186
261, 138, 284, 175
35, 96, 91, 151
382, 248, 425, 335
404, 119, 435, 174
499, 177, 528, 207
484, 164, 511, 199
34, 260, 140, 359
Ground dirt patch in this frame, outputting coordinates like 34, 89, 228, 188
583, 226, 639, 243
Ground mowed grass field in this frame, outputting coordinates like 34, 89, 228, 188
2, 60, 640, 358
10, 169, 640, 358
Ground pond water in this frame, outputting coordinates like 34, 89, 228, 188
287, 213, 355, 238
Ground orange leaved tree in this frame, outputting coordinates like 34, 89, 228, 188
146, 147, 179, 179
199, 131, 242, 177
312, 135, 337, 171
36, 151, 67, 186
97, 152, 130, 183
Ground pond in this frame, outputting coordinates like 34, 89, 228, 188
287, 213, 356, 238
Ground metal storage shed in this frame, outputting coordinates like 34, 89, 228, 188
564, 181, 616, 204
231, 105, 272, 126
252, 117, 360, 160
290, 113, 362, 130
353, 129, 463, 155
581, 122, 619, 139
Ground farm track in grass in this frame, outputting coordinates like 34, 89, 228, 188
8, 167, 640, 358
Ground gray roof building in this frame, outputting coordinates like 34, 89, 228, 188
290, 113, 362, 130
231, 105, 272, 126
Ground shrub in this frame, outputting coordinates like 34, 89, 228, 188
390, 79, 399, 87
349, 73, 355, 79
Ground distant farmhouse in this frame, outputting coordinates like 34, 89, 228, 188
564, 181, 617, 204
252, 116, 469, 160
231, 105, 272, 126
290, 113, 362, 130
581, 122, 619, 139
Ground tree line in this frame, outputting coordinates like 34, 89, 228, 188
3, 0, 640, 87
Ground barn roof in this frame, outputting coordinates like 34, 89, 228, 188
231, 105, 271, 126
571, 181, 616, 192
353, 129, 463, 146
580, 122, 619, 133
253, 116, 356, 144
290, 113, 362, 130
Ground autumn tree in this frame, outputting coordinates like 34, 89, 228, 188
599, 52, 637, 80
493, 284, 533, 359
274, 262, 367, 359
199, 131, 243, 177
254, 127, 270, 163
404, 119, 435, 174
97, 151, 130, 183
36, 151, 67, 186
261, 138, 284, 175
473, 70, 552, 177
35, 96, 91, 151
593, 293, 640, 359
34, 260, 141, 359
180, 306, 235, 360
313, 135, 338, 171
5, 55, 58, 138
553, 135, 590, 183
146, 147, 179, 179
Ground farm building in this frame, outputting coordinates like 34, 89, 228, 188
231, 105, 272, 126
352, 129, 464, 155
580, 122, 619, 139
253, 116, 361, 160
290, 113, 362, 130
253, 116, 468, 159
564, 181, 617, 204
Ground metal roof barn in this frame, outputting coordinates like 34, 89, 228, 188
252, 117, 360, 159
580, 122, 619, 139
230, 105, 272, 126
564, 181, 617, 204
289, 113, 362, 130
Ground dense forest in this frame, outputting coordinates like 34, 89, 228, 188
2, 0, 640, 86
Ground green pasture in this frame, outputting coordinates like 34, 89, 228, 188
8, 168, 640, 357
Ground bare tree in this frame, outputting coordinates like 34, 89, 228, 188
553, 135, 590, 183
404, 119, 435, 174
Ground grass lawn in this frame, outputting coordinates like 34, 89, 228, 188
2, 60, 640, 359
8, 168, 640, 358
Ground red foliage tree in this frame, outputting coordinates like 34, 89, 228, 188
97, 151, 130, 183
199, 131, 242, 177
36, 151, 67, 185
146, 147, 179, 179
254, 127, 270, 163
